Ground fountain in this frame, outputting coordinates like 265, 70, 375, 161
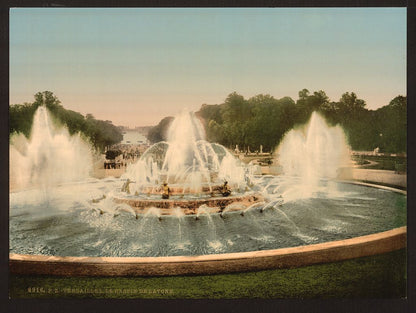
278, 112, 351, 182
9, 108, 406, 277
9, 105, 93, 190
114, 111, 264, 215
272, 112, 352, 201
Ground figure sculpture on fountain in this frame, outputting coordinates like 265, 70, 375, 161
162, 182, 171, 199
121, 178, 131, 194
220, 181, 231, 197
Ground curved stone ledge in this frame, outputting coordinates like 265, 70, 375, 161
113, 192, 264, 215
140, 184, 222, 195
336, 180, 407, 194
9, 226, 406, 277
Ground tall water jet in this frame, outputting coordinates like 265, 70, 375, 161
276, 112, 351, 198
163, 111, 208, 176
122, 111, 249, 195
9, 106, 94, 190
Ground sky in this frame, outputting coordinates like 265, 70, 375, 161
9, 8, 406, 127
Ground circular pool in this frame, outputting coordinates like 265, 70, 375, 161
9, 178, 406, 259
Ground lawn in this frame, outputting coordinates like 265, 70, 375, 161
352, 155, 406, 172
9, 249, 406, 299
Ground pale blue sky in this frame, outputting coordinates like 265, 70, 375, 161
10, 8, 406, 127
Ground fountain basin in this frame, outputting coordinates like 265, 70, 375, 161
113, 193, 264, 215
9, 226, 406, 276
10, 180, 406, 257
9, 181, 406, 277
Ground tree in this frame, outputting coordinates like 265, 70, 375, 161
338, 92, 366, 112
222, 92, 251, 122
388, 95, 406, 109
197, 104, 223, 142
312, 90, 330, 109
372, 96, 406, 153
295, 89, 330, 125
34, 91, 62, 111
207, 119, 225, 143
148, 91, 406, 154
9, 102, 36, 138
298, 88, 310, 100
220, 92, 252, 148
147, 116, 174, 143
9, 91, 123, 151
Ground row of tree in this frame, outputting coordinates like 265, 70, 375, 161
149, 90, 406, 154
9, 91, 123, 151
10, 90, 406, 154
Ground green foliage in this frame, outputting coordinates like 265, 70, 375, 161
198, 93, 301, 152
296, 89, 330, 122
106, 150, 122, 160
147, 116, 174, 143
319, 94, 406, 153
82, 118, 123, 150
9, 102, 37, 137
9, 91, 123, 151
200, 92, 304, 152
148, 91, 406, 154
245, 94, 298, 151
374, 96, 406, 153
339, 92, 366, 112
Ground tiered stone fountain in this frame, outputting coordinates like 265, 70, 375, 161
113, 111, 266, 216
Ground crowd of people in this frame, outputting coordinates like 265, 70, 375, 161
103, 143, 148, 169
